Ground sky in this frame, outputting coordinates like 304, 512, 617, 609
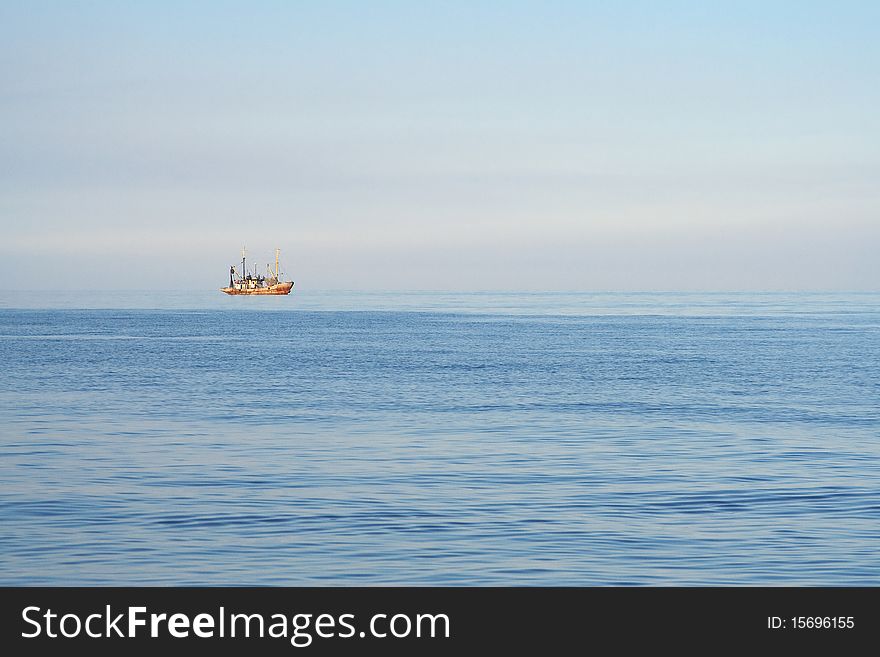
1, 1, 878, 290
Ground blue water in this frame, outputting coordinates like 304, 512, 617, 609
1, 291, 878, 585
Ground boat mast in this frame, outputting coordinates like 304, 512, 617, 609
275, 248, 280, 280
241, 246, 246, 284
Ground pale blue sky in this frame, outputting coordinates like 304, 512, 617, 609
1, 1, 878, 289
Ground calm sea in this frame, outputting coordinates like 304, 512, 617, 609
1, 291, 878, 585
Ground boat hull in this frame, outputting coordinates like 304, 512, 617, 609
220, 282, 294, 295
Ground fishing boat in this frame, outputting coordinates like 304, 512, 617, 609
221, 247, 294, 295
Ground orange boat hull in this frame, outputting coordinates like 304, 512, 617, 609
221, 282, 294, 295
